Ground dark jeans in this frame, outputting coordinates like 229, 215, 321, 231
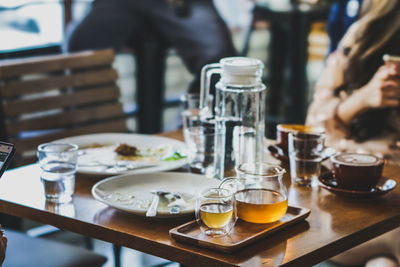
66, 0, 237, 92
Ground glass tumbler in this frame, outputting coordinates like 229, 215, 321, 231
183, 124, 220, 177
195, 188, 236, 237
180, 93, 213, 131
288, 132, 325, 187
37, 143, 78, 203
181, 93, 216, 176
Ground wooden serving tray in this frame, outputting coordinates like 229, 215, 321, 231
169, 206, 311, 253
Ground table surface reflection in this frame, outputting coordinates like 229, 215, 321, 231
0, 131, 399, 267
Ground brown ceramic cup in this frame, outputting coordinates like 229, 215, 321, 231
330, 153, 384, 191
276, 124, 325, 155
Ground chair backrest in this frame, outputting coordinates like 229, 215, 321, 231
0, 49, 128, 166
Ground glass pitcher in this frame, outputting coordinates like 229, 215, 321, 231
200, 57, 267, 179
220, 162, 288, 224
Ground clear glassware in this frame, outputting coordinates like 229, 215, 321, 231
288, 132, 325, 187
220, 163, 287, 224
37, 143, 78, 203
200, 57, 267, 179
195, 188, 236, 237
181, 93, 216, 176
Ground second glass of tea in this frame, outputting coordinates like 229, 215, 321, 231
222, 163, 288, 224
196, 188, 236, 237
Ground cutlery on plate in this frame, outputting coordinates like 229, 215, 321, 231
146, 191, 170, 217
78, 161, 157, 171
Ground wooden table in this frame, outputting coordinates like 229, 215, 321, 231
0, 131, 399, 266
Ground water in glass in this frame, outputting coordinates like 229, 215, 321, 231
40, 162, 75, 203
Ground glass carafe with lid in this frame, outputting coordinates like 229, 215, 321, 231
200, 57, 266, 179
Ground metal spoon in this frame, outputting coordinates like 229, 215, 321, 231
78, 161, 156, 171
146, 191, 169, 217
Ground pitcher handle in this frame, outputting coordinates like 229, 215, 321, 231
218, 177, 239, 195
200, 63, 221, 111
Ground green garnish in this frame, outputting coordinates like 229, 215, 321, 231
164, 152, 187, 161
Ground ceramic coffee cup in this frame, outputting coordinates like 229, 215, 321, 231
330, 153, 384, 191
276, 124, 325, 155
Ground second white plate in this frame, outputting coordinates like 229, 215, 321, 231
91, 172, 220, 218
54, 133, 188, 176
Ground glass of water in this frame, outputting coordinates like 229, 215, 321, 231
180, 93, 213, 128
37, 143, 78, 203
184, 123, 219, 177
181, 93, 217, 177
288, 132, 325, 187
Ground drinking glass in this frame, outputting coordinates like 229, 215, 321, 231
288, 132, 325, 187
183, 124, 219, 176
37, 143, 78, 203
180, 93, 213, 131
233, 162, 288, 224
195, 188, 236, 237
181, 93, 216, 176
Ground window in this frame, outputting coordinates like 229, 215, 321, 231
0, 0, 63, 51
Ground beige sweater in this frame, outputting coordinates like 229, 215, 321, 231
305, 22, 400, 164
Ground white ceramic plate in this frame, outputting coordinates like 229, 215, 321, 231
91, 172, 220, 217
54, 133, 188, 176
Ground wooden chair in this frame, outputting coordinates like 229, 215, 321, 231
0, 48, 128, 166
0, 49, 127, 266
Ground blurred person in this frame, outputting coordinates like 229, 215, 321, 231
306, 0, 400, 266
307, 0, 400, 162
65, 0, 237, 93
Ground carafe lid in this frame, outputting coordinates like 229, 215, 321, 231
220, 57, 264, 85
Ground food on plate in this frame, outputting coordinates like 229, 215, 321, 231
115, 143, 138, 156
77, 142, 186, 171
164, 152, 186, 161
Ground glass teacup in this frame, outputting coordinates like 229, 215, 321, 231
195, 188, 236, 237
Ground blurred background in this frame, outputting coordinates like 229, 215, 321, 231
0, 0, 332, 266
0, 0, 329, 134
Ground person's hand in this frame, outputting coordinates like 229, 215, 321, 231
384, 56, 400, 75
359, 64, 400, 109
0, 226, 7, 267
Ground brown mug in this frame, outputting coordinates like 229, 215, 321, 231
330, 153, 384, 191
276, 124, 325, 155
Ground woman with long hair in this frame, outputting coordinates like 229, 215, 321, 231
306, 0, 400, 266
307, 0, 400, 162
